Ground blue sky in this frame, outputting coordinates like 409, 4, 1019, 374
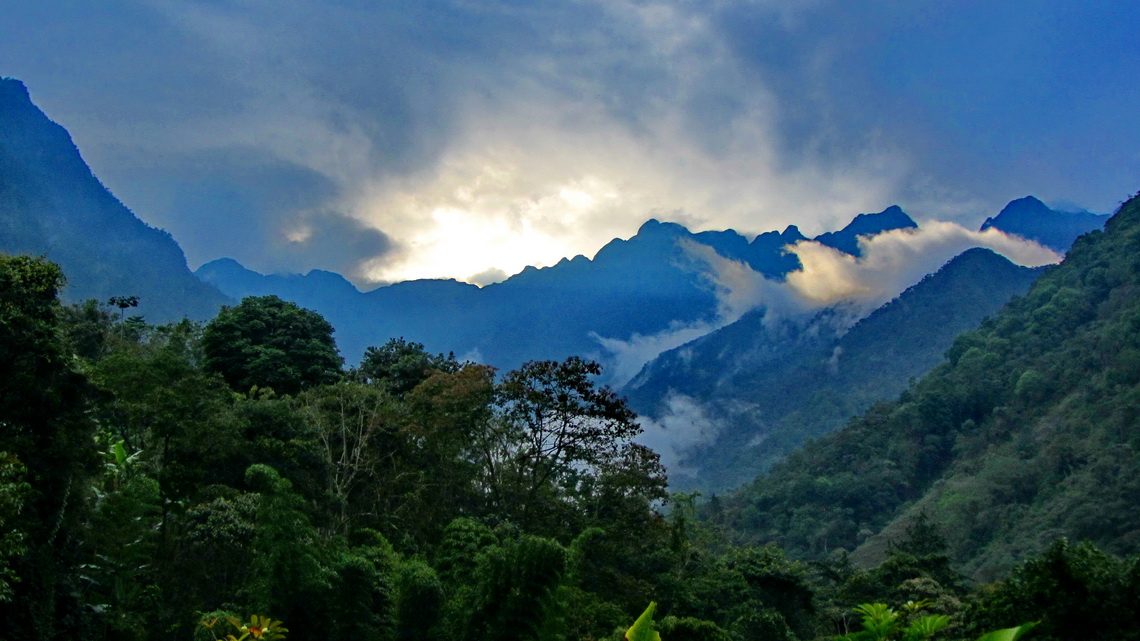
2, 1, 1137, 285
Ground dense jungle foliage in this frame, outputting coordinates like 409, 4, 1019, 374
2, 197, 1139, 640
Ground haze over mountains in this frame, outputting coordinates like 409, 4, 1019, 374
196, 208, 933, 373
627, 199, 1109, 491
197, 200, 1077, 379
629, 247, 1042, 491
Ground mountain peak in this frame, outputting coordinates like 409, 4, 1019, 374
989, 195, 1050, 220
635, 218, 690, 237
981, 195, 1108, 252
0, 77, 231, 321
0, 77, 31, 103
843, 205, 916, 233
813, 205, 918, 256
198, 257, 250, 272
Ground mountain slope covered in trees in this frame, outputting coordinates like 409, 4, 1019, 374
0, 78, 231, 322
718, 192, 1140, 581
629, 248, 1042, 492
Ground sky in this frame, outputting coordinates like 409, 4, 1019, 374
2, 0, 1138, 287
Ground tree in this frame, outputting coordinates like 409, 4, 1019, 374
107, 295, 140, 322
477, 357, 647, 531
963, 539, 1139, 641
243, 464, 331, 640
356, 337, 459, 396
451, 535, 569, 641
202, 296, 343, 395
395, 559, 444, 640
0, 453, 28, 602
294, 382, 392, 535
395, 365, 496, 540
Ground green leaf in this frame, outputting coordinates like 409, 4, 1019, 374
975, 622, 1037, 641
112, 441, 128, 467
627, 602, 662, 641
903, 614, 950, 641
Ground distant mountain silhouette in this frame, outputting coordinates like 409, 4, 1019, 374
198, 208, 922, 371
199, 219, 725, 369
0, 78, 230, 321
981, 195, 1108, 252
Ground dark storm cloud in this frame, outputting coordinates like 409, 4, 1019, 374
280, 210, 396, 281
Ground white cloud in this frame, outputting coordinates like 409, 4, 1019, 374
594, 321, 720, 390
784, 222, 1061, 309
635, 393, 726, 479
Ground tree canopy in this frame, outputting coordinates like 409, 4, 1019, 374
356, 337, 459, 396
201, 295, 343, 395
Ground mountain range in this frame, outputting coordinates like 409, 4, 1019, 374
627, 247, 1042, 491
198, 199, 1094, 377
196, 209, 931, 372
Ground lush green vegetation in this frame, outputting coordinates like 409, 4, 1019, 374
1, 193, 1138, 641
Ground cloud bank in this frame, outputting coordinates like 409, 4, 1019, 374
784, 222, 1062, 309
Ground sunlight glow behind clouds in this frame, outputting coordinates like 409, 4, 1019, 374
343, 81, 906, 284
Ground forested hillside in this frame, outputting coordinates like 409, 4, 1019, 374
718, 192, 1140, 581
629, 248, 1042, 491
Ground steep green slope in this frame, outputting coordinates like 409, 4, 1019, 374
720, 192, 1140, 581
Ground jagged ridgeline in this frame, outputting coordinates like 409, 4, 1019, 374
718, 192, 1140, 581
0, 78, 230, 322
